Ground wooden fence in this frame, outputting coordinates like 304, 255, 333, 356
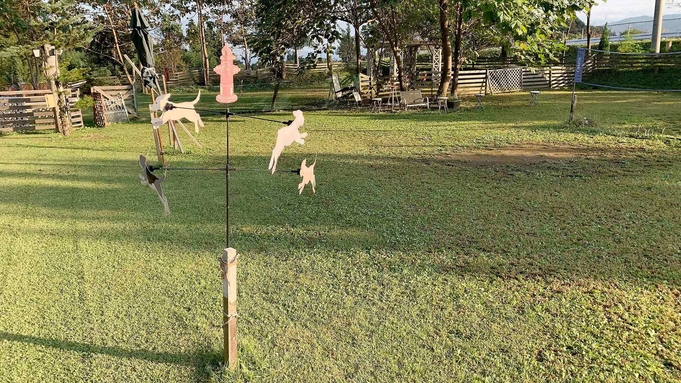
359, 66, 576, 98
585, 53, 681, 71
0, 89, 83, 133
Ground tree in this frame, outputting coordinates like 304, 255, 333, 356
620, 28, 645, 36
86, 0, 135, 86
334, 0, 373, 78
582, 1, 606, 52
337, 27, 356, 66
1, 0, 93, 89
438, 0, 603, 96
251, 0, 339, 108
598, 23, 610, 52
171, 0, 219, 86
157, 13, 186, 73
228, 0, 256, 70
437, 0, 452, 97
368, 0, 421, 91
1, 0, 94, 135
617, 32, 645, 53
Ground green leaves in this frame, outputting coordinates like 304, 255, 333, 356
251, 0, 339, 68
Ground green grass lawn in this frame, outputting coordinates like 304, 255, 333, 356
1, 88, 680, 382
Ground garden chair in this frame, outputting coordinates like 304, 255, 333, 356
329, 73, 356, 102
399, 90, 430, 111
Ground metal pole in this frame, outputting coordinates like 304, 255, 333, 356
652, 0, 665, 53
222, 107, 238, 370
226, 107, 230, 251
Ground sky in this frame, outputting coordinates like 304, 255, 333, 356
580, 0, 679, 25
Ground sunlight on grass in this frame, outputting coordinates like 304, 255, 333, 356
0, 88, 679, 382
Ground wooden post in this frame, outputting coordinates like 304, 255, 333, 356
43, 44, 63, 134
221, 248, 238, 370
161, 75, 176, 148
100, 95, 109, 127
569, 83, 577, 123
152, 126, 163, 163
132, 85, 138, 113
150, 89, 165, 164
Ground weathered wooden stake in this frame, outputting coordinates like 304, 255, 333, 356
569, 83, 577, 123
221, 247, 238, 369
150, 89, 165, 164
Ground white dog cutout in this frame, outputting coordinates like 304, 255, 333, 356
298, 158, 316, 195
268, 110, 306, 174
150, 91, 204, 133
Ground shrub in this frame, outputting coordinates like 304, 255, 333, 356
598, 23, 611, 52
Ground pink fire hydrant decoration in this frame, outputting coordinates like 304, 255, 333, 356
214, 45, 240, 104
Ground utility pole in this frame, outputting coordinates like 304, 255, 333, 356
586, 7, 592, 52
652, 0, 665, 53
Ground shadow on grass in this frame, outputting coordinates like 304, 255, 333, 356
0, 150, 679, 287
0, 331, 222, 382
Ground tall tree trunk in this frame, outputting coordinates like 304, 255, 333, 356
294, 47, 299, 67
243, 39, 251, 70
369, 2, 405, 90
586, 8, 592, 53
104, 4, 134, 86
394, 49, 405, 91
219, 8, 226, 47
437, 0, 452, 97
197, 0, 210, 85
271, 57, 286, 109
326, 45, 333, 75
353, 24, 362, 78
384, 34, 404, 90
450, 2, 463, 97
562, 19, 574, 63
27, 54, 39, 90
353, 0, 362, 78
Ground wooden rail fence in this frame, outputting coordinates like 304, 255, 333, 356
0, 89, 83, 133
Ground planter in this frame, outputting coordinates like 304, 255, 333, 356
447, 99, 462, 110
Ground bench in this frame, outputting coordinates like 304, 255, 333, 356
399, 90, 429, 111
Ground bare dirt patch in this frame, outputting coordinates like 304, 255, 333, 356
439, 144, 622, 166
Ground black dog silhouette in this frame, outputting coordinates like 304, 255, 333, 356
138, 155, 169, 216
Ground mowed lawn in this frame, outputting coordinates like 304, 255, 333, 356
0, 87, 680, 382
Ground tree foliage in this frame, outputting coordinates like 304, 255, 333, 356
598, 23, 610, 52
337, 27, 357, 66
0, 0, 94, 88
250, 0, 339, 107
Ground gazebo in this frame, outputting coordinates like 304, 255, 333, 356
364, 41, 443, 97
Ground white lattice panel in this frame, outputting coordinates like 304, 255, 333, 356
488, 68, 523, 94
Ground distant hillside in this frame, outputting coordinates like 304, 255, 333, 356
604, 14, 681, 35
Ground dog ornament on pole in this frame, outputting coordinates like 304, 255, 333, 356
214, 44, 240, 371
